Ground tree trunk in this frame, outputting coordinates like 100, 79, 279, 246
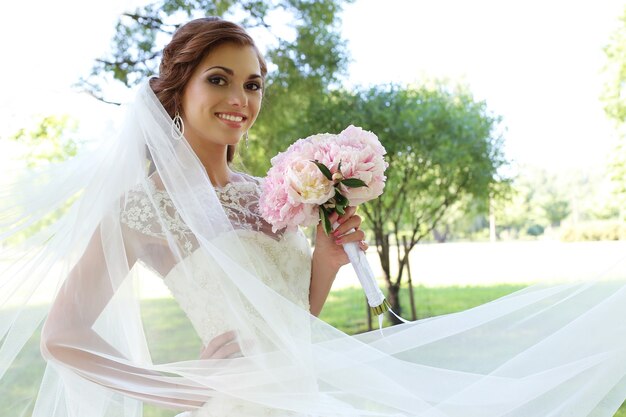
386, 284, 403, 325
366, 296, 372, 331
489, 197, 497, 242
376, 231, 406, 326
403, 236, 417, 321
433, 226, 449, 243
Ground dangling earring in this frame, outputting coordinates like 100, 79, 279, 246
171, 111, 184, 140
244, 131, 249, 148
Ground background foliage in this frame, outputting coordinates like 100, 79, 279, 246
603, 7, 626, 222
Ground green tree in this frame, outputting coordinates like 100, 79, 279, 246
304, 83, 507, 323
432, 194, 490, 242
492, 179, 533, 238
602, 7, 626, 217
4, 115, 81, 244
608, 140, 626, 219
10, 115, 80, 168
541, 194, 570, 228
602, 8, 626, 124
494, 167, 572, 238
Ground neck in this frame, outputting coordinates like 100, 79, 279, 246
189, 141, 233, 187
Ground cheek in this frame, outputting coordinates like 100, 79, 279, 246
249, 96, 262, 120
183, 82, 218, 112
181, 84, 202, 116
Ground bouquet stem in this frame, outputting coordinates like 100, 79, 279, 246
343, 238, 389, 314
332, 222, 408, 328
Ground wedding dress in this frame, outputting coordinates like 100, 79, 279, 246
3, 80, 626, 417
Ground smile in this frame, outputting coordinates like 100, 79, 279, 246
215, 112, 246, 123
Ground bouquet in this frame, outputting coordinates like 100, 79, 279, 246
260, 125, 404, 326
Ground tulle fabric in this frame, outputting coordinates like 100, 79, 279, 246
1, 80, 626, 417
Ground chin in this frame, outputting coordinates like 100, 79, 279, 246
212, 132, 240, 146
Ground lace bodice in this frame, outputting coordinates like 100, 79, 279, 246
162, 226, 312, 341
120, 173, 312, 341
120, 173, 286, 254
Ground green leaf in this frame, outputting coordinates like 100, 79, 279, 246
319, 206, 332, 235
342, 178, 368, 188
334, 190, 348, 205
333, 189, 351, 213
311, 160, 333, 180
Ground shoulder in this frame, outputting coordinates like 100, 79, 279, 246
119, 177, 195, 253
221, 172, 265, 198
119, 178, 162, 237
235, 171, 265, 187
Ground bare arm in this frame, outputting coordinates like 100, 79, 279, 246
309, 251, 340, 317
308, 207, 366, 317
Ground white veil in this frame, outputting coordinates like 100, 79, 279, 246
2, 79, 626, 417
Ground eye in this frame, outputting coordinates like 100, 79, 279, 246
208, 76, 227, 86
246, 82, 262, 91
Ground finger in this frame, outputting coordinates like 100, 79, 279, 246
332, 215, 362, 238
212, 342, 242, 359
335, 229, 366, 245
200, 344, 216, 359
347, 230, 366, 244
202, 341, 242, 360
213, 330, 237, 345
201, 330, 237, 358
358, 240, 369, 251
338, 206, 357, 223
201, 339, 242, 360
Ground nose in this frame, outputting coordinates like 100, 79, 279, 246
227, 85, 248, 108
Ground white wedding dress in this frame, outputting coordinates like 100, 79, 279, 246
121, 172, 314, 416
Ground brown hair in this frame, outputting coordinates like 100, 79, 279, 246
150, 17, 267, 163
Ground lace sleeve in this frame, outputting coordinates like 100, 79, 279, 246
216, 174, 288, 240
120, 179, 196, 255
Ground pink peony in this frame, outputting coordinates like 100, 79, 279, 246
260, 126, 387, 231
328, 126, 388, 205
285, 159, 335, 205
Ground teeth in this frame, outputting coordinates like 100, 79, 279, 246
217, 113, 244, 122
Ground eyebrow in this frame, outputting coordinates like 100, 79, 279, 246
205, 65, 262, 79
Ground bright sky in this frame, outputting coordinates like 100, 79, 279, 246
340, 0, 625, 172
1, 0, 624, 173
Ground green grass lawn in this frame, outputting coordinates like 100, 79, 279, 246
319, 283, 530, 333
4, 284, 625, 416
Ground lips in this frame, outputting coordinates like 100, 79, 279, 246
215, 112, 248, 126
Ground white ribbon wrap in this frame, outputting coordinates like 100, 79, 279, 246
332, 222, 409, 330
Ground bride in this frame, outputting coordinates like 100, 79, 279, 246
2, 17, 626, 417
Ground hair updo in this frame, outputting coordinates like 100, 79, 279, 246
150, 17, 267, 163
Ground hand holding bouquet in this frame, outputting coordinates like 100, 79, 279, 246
260, 125, 401, 324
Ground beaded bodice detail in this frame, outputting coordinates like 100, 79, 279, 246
120, 174, 312, 347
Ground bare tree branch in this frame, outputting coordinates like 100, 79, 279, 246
122, 12, 175, 32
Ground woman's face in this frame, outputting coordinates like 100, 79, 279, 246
181, 43, 263, 149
